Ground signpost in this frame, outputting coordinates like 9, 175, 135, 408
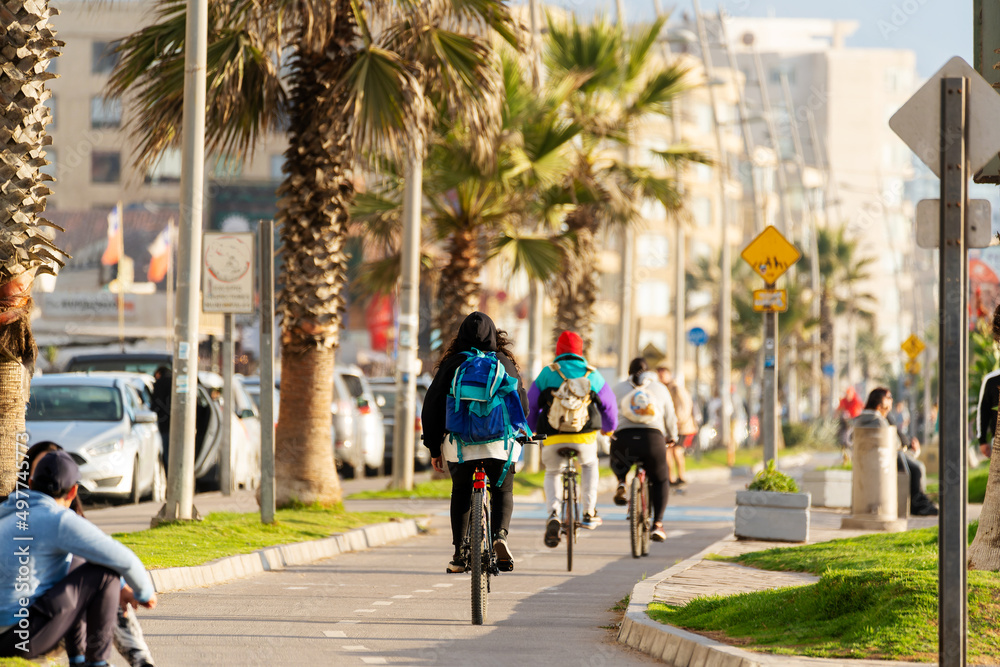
741, 226, 800, 467
889, 55, 1000, 667
687, 327, 708, 429
202, 232, 255, 496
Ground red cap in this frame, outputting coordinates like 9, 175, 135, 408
556, 331, 583, 356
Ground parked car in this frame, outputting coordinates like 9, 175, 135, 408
331, 365, 385, 477
64, 352, 171, 375
241, 375, 279, 416
25, 374, 165, 503
367, 376, 431, 472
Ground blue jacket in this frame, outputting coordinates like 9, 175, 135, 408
527, 354, 618, 436
0, 490, 154, 627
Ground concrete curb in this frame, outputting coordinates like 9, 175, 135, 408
148, 518, 422, 594
615, 535, 941, 667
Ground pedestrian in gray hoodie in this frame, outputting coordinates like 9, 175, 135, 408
609, 358, 678, 542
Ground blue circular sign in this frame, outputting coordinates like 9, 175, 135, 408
687, 327, 708, 347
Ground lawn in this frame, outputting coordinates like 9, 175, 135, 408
927, 462, 990, 504
348, 466, 614, 500
114, 505, 407, 569
648, 523, 1000, 663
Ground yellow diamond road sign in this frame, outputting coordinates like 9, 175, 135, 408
901, 334, 925, 359
741, 226, 801, 285
905, 360, 921, 375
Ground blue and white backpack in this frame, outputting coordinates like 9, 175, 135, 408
445, 349, 530, 484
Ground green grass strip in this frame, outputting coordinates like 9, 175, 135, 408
114, 505, 407, 569
0, 658, 40, 667
649, 523, 1000, 662
927, 462, 989, 504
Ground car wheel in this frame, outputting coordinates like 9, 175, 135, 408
129, 458, 141, 505
151, 459, 167, 503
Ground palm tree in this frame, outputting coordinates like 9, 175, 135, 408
110, 0, 516, 506
970, 312, 1000, 571
0, 3, 65, 495
542, 15, 708, 348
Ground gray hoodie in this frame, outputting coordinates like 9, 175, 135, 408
612, 371, 678, 441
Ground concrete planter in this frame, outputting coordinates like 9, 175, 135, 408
734, 490, 811, 542
800, 469, 852, 508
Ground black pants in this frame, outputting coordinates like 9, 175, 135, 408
448, 459, 514, 550
0, 562, 119, 662
898, 451, 935, 512
610, 429, 670, 523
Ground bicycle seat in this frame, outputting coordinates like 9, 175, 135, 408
556, 447, 578, 458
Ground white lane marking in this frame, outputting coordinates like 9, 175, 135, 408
343, 645, 369, 651
392, 595, 413, 599
372, 601, 393, 606
413, 589, 434, 593
361, 658, 388, 665
285, 586, 308, 590
354, 609, 376, 613
433, 583, 453, 588
337, 620, 360, 625
323, 630, 347, 638
664, 530, 690, 539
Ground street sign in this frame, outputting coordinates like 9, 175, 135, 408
889, 56, 1000, 178
202, 232, 255, 313
905, 360, 922, 374
752, 289, 788, 312
740, 226, 801, 284
901, 334, 926, 359
822, 363, 834, 378
687, 327, 708, 347
916, 199, 992, 248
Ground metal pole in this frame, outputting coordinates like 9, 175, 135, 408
938, 76, 967, 667
392, 143, 422, 491
780, 73, 823, 420
762, 304, 778, 465
259, 219, 276, 524
692, 1, 732, 458
159, 0, 207, 523
166, 219, 175, 350
524, 279, 543, 472
117, 204, 126, 354
615, 2, 633, 380
220, 314, 233, 496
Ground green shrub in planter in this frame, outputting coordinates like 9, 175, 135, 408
748, 460, 800, 493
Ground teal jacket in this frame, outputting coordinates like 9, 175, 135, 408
527, 354, 618, 435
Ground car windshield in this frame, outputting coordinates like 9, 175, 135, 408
65, 358, 166, 375
27, 385, 123, 422
340, 373, 365, 399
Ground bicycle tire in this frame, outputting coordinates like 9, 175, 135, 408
640, 476, 651, 556
565, 471, 575, 572
470, 490, 489, 625
629, 475, 642, 559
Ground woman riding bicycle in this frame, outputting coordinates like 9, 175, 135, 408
610, 358, 678, 542
422, 312, 528, 574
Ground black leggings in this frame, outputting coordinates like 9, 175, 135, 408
448, 459, 514, 549
609, 429, 670, 523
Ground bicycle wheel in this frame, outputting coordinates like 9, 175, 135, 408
564, 471, 575, 572
470, 490, 489, 625
640, 477, 651, 557
629, 475, 642, 559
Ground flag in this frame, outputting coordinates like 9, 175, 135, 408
100, 203, 122, 266
147, 224, 172, 282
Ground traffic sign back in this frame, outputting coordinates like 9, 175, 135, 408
741, 226, 801, 284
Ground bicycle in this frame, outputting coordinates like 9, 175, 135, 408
628, 465, 651, 559
556, 447, 582, 572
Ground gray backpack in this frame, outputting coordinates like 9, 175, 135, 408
546, 363, 594, 432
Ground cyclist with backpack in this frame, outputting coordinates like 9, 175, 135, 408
422, 312, 530, 574
610, 358, 678, 542
527, 331, 618, 547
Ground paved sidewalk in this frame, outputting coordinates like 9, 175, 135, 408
617, 505, 984, 667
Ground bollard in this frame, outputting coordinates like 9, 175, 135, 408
841, 423, 907, 531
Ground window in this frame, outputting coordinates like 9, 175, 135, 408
769, 66, 795, 86
637, 281, 670, 317
694, 163, 713, 183
43, 95, 55, 129
691, 197, 712, 228
269, 155, 284, 181
40, 149, 56, 178
90, 96, 121, 129
638, 234, 669, 268
146, 148, 181, 184
92, 41, 120, 74
212, 154, 242, 179
694, 104, 713, 134
91, 151, 120, 183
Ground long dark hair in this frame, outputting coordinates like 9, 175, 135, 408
864, 387, 890, 411
437, 328, 520, 373
628, 357, 647, 385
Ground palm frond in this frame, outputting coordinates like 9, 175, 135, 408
489, 233, 563, 282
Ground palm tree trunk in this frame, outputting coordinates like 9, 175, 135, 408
0, 362, 26, 496
552, 210, 598, 349
437, 229, 481, 342
969, 419, 1000, 569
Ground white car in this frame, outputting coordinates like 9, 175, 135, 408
26, 374, 166, 503
331, 365, 385, 477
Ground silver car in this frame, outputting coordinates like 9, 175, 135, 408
367, 376, 431, 472
331, 365, 385, 477
26, 374, 166, 503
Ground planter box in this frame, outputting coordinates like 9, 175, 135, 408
800, 469, 852, 508
735, 490, 811, 542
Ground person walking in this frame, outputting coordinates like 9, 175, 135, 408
657, 365, 694, 486
527, 331, 617, 547
611, 358, 677, 541
421, 312, 528, 574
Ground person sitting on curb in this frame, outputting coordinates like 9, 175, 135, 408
0, 450, 157, 666
859, 387, 938, 516
528, 330, 618, 546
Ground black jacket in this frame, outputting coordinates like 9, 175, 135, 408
420, 312, 527, 458
977, 370, 1000, 444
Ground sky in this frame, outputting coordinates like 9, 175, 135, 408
526, 0, 971, 78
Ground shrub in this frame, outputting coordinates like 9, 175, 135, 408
748, 460, 800, 493
782, 418, 839, 449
